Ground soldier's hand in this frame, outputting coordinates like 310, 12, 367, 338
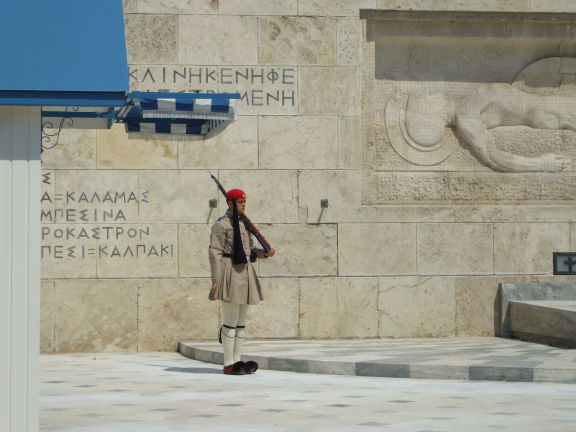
208, 282, 217, 301
264, 248, 276, 258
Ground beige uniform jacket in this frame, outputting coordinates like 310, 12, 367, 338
208, 210, 266, 305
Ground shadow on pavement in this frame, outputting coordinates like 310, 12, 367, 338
164, 366, 221, 374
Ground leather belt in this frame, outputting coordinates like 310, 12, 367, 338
222, 252, 255, 263
222, 253, 247, 259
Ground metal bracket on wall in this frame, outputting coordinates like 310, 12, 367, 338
40, 106, 78, 152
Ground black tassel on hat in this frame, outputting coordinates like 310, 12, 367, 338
231, 199, 247, 265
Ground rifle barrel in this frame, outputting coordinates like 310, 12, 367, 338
211, 174, 228, 197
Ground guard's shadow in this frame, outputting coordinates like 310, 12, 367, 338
164, 366, 221, 375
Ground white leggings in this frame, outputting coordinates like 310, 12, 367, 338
220, 301, 249, 366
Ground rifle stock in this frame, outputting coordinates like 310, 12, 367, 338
240, 214, 271, 252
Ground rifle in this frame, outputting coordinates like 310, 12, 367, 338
209, 173, 272, 253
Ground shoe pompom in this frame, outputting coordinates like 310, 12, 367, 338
244, 360, 258, 374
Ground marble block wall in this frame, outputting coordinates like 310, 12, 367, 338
40, 0, 576, 353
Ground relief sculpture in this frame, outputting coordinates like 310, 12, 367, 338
385, 57, 576, 172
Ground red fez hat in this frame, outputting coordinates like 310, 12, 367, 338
226, 189, 246, 200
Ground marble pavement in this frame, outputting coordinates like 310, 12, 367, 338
41, 350, 576, 432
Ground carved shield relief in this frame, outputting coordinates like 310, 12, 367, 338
362, 14, 576, 205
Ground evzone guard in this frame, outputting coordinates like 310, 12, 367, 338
208, 178, 275, 375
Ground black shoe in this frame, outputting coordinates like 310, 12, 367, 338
244, 360, 258, 374
223, 361, 245, 375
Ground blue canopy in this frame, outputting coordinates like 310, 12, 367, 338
0, 0, 128, 107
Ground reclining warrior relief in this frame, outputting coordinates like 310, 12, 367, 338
385, 57, 575, 172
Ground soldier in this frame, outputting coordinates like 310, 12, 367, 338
208, 188, 275, 375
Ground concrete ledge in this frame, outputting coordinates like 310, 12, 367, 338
499, 283, 576, 338
178, 337, 576, 383
360, 10, 576, 22
510, 300, 576, 348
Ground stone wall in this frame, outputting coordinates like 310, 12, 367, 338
40, 0, 576, 353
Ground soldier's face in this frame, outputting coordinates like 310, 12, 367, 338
227, 199, 246, 215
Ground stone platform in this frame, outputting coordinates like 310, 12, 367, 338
179, 337, 576, 383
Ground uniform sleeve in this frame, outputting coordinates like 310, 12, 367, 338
209, 223, 225, 283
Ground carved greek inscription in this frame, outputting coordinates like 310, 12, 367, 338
129, 65, 298, 113
41, 244, 174, 259
40, 171, 174, 261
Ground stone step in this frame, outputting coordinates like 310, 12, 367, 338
509, 300, 576, 349
178, 337, 576, 383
